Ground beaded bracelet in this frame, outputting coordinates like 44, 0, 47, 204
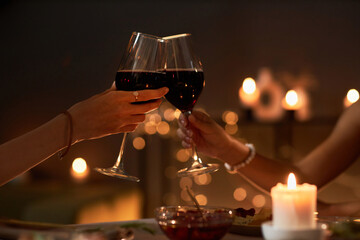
224, 143, 256, 173
58, 110, 73, 160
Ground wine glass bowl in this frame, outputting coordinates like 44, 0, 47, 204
163, 33, 219, 177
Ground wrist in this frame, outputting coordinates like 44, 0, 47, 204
224, 143, 256, 173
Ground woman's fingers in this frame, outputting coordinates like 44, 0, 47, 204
115, 87, 169, 103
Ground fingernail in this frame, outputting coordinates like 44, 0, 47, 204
186, 130, 193, 137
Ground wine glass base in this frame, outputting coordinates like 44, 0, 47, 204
177, 163, 219, 177
94, 167, 140, 182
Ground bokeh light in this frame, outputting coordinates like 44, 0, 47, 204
225, 124, 238, 135
176, 149, 191, 162
181, 189, 192, 202
285, 90, 298, 107
242, 78, 257, 94
195, 194, 208, 205
174, 109, 181, 119
347, 89, 359, 104
252, 194, 266, 208
233, 187, 247, 201
223, 111, 238, 125
144, 122, 157, 135
157, 121, 170, 135
179, 177, 193, 189
194, 173, 212, 185
72, 158, 87, 174
164, 108, 176, 121
132, 137, 145, 150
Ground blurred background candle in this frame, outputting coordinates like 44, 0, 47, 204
239, 77, 260, 108
271, 173, 317, 230
71, 157, 89, 182
343, 88, 359, 108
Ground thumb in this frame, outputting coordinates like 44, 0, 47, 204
188, 111, 214, 133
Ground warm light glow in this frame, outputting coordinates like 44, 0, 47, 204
347, 89, 359, 103
252, 194, 266, 208
156, 121, 170, 135
71, 157, 89, 181
72, 158, 87, 174
354, 219, 360, 223
180, 189, 191, 202
176, 149, 191, 162
179, 177, 193, 189
133, 137, 145, 150
195, 194, 208, 205
285, 90, 298, 106
194, 173, 212, 185
239, 77, 260, 107
149, 113, 162, 124
233, 188, 247, 201
174, 109, 181, 119
223, 111, 238, 125
144, 122, 157, 135
287, 173, 297, 190
225, 124, 238, 135
163, 108, 176, 121
344, 89, 359, 107
242, 78, 257, 94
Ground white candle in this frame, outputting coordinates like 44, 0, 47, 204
271, 173, 317, 230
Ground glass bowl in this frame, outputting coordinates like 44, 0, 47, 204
154, 206, 234, 240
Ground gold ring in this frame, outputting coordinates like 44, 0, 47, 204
133, 91, 139, 101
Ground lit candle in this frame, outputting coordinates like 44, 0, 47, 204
71, 157, 89, 182
271, 173, 317, 230
239, 77, 260, 108
343, 89, 359, 108
282, 90, 301, 111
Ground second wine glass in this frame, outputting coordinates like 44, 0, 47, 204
162, 33, 219, 177
94, 32, 164, 182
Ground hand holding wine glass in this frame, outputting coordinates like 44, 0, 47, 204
163, 33, 219, 177
94, 32, 166, 182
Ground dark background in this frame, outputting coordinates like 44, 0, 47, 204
0, 0, 359, 223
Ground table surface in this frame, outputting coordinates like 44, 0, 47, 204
98, 218, 264, 240
0, 218, 265, 240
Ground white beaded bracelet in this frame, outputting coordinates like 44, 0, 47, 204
224, 143, 256, 173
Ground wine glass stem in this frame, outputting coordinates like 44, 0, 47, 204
114, 132, 127, 169
185, 110, 203, 165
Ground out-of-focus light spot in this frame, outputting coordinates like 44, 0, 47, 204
222, 111, 230, 123
233, 188, 247, 201
72, 158, 87, 174
164, 108, 176, 121
174, 109, 181, 119
157, 121, 170, 135
133, 137, 145, 150
252, 194, 266, 208
285, 90, 298, 106
176, 149, 191, 162
149, 113, 162, 124
71, 157, 89, 181
347, 89, 359, 103
242, 78, 256, 94
225, 124, 238, 135
181, 189, 191, 202
179, 177, 192, 189
163, 192, 177, 206
195, 194, 208, 205
194, 174, 212, 185
354, 219, 360, 223
224, 111, 238, 125
344, 89, 359, 107
144, 122, 157, 135
164, 166, 177, 179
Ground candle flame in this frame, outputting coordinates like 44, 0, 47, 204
242, 78, 257, 94
72, 158, 87, 174
285, 90, 298, 106
287, 173, 297, 190
346, 89, 359, 104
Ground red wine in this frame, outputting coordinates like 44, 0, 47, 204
159, 224, 230, 240
115, 70, 165, 91
164, 69, 204, 112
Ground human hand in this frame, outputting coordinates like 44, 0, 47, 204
177, 110, 233, 159
68, 84, 169, 143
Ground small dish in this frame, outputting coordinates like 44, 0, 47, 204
154, 205, 234, 240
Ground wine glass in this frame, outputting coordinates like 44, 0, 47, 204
94, 32, 164, 182
162, 33, 219, 177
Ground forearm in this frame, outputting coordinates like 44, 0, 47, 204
0, 114, 70, 186
219, 138, 301, 192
